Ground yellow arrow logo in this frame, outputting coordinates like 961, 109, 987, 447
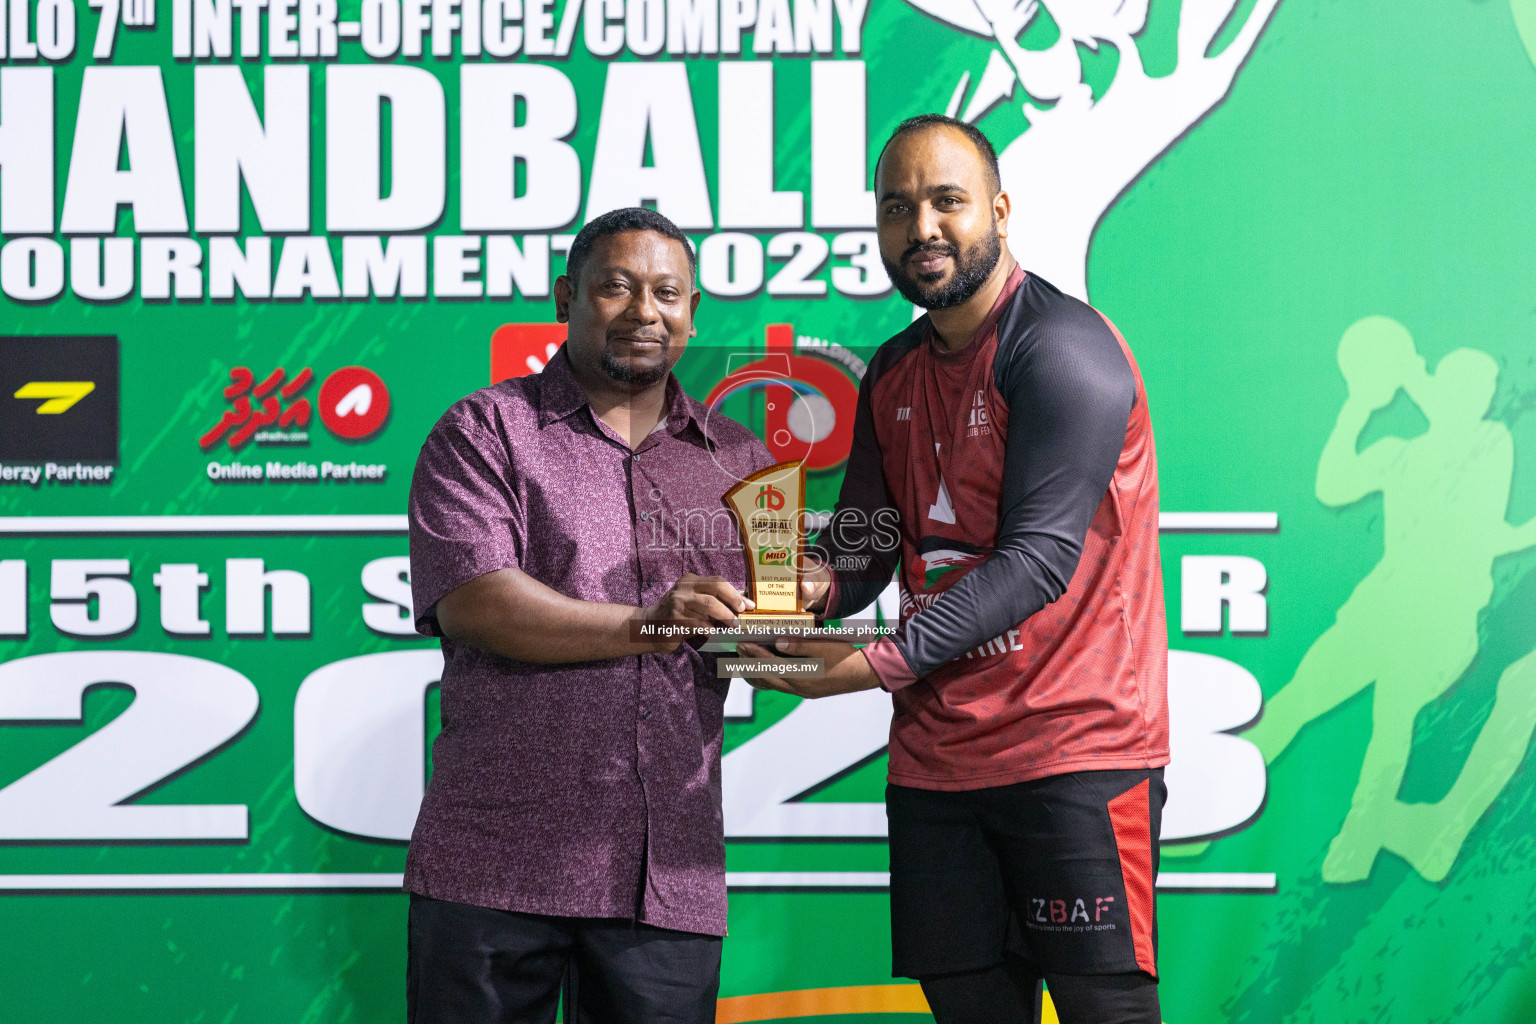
13, 381, 96, 414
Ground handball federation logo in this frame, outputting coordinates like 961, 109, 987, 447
756, 483, 786, 511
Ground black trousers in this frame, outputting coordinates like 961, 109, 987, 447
407, 895, 722, 1024
887, 770, 1166, 1024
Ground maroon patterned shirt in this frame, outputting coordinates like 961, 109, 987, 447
406, 347, 772, 937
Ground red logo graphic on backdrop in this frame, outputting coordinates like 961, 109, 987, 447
201, 366, 390, 450
705, 324, 859, 471
488, 322, 861, 470
200, 367, 314, 450
491, 323, 567, 381
318, 366, 391, 440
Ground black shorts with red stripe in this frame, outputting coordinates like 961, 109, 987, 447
886, 768, 1164, 980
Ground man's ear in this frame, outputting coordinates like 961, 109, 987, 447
554, 275, 574, 323
688, 287, 701, 338
994, 189, 1012, 241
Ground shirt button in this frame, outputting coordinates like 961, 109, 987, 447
640, 511, 650, 520
641, 708, 651, 720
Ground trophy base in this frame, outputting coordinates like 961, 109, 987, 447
702, 611, 819, 652
737, 611, 816, 629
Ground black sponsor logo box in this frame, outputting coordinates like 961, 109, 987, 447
0, 336, 120, 463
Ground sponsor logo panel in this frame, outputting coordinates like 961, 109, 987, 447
0, 335, 119, 486
200, 362, 393, 485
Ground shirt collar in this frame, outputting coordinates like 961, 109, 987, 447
926, 264, 1028, 361
537, 344, 718, 447
535, 345, 589, 427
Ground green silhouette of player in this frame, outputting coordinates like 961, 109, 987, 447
1247, 316, 1536, 883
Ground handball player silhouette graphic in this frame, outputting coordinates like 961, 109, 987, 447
1248, 316, 1536, 883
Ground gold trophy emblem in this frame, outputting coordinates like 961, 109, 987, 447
722, 461, 816, 633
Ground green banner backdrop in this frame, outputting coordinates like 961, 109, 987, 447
2, 0, 1535, 1020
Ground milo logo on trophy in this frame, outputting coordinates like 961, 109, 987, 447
758, 546, 791, 566
723, 461, 816, 632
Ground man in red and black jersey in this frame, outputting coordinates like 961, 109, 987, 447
741, 116, 1169, 1023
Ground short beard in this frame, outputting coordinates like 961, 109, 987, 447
884, 228, 1002, 310
601, 347, 671, 388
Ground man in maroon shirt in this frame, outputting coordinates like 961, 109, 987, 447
407, 207, 773, 1024
742, 117, 1169, 1023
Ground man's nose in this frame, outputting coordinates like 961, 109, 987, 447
910, 203, 941, 244
627, 287, 659, 321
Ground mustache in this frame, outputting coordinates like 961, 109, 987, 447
606, 330, 671, 346
901, 241, 960, 264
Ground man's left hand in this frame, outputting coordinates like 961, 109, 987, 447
736, 638, 882, 698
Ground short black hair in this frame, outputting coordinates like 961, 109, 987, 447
565, 207, 696, 289
876, 114, 1001, 195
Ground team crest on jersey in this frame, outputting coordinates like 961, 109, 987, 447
966, 389, 990, 438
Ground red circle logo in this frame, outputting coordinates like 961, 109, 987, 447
318, 367, 390, 440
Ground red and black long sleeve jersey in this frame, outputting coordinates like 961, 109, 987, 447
812, 268, 1169, 791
